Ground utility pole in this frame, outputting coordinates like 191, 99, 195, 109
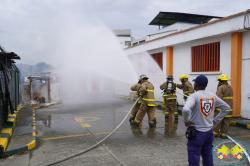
29, 78, 32, 101
47, 77, 51, 103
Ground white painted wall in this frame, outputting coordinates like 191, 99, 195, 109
118, 36, 131, 48
125, 13, 245, 55
51, 82, 61, 102
148, 47, 167, 75
125, 10, 249, 118
128, 34, 232, 104
147, 48, 167, 100
172, 34, 231, 104
241, 31, 250, 119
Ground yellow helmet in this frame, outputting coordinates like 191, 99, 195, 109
179, 74, 188, 80
139, 74, 148, 80
218, 74, 229, 81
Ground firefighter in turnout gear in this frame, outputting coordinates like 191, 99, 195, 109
214, 74, 233, 138
129, 77, 143, 125
176, 74, 194, 101
160, 75, 178, 129
134, 75, 157, 128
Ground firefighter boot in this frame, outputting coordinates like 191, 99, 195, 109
129, 116, 135, 125
131, 119, 141, 128
149, 119, 156, 128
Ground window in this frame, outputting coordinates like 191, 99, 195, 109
151, 52, 163, 70
191, 42, 220, 72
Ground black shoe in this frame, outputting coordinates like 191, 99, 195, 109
149, 123, 156, 128
149, 119, 157, 128
213, 131, 220, 137
220, 133, 227, 139
129, 117, 134, 124
131, 120, 140, 128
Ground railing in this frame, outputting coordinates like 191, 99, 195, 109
0, 46, 21, 130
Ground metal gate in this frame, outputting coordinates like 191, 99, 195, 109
0, 46, 20, 130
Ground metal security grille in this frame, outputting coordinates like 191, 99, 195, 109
191, 42, 220, 72
0, 46, 20, 130
151, 52, 163, 70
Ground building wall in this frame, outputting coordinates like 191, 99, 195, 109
128, 33, 249, 118
125, 13, 245, 55
145, 34, 232, 102
118, 36, 131, 48
172, 34, 231, 94
148, 48, 167, 73
126, 11, 249, 118
147, 48, 167, 100
241, 31, 250, 118
147, 23, 198, 41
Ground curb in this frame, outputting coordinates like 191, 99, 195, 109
0, 105, 23, 158
5, 108, 38, 157
33, 102, 58, 110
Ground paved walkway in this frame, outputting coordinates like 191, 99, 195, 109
0, 98, 249, 166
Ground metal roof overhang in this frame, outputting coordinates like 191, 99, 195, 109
126, 10, 248, 55
149, 12, 222, 26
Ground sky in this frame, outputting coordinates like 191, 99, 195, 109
1, 0, 250, 38
1, 0, 250, 64
79, 0, 250, 37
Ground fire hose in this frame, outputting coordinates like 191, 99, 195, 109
177, 90, 250, 163
226, 135, 250, 163
45, 97, 140, 166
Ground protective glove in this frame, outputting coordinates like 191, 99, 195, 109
185, 121, 194, 127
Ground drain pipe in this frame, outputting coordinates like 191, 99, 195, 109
45, 98, 140, 166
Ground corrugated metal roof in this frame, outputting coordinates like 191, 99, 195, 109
126, 10, 249, 51
149, 12, 222, 26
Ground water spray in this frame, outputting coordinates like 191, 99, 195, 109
45, 97, 140, 166
175, 90, 189, 98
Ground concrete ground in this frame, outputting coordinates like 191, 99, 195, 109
0, 98, 250, 166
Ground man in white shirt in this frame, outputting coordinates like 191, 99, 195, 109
182, 75, 230, 166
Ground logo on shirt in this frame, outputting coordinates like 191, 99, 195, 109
200, 97, 214, 117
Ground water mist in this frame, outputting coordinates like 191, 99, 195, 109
0, 1, 137, 105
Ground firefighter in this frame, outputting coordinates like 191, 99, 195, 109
214, 74, 233, 138
176, 74, 194, 101
129, 77, 142, 125
134, 75, 157, 128
160, 75, 178, 130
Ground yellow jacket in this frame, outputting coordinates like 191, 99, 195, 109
139, 80, 156, 107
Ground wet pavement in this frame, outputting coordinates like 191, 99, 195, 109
0, 98, 250, 166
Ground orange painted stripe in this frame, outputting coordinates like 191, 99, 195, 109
166, 47, 173, 76
231, 32, 242, 116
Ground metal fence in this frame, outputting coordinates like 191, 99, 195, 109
0, 46, 20, 130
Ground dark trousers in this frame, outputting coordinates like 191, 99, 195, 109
187, 129, 214, 166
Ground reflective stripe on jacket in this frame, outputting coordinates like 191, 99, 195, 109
216, 82, 233, 117
139, 81, 156, 107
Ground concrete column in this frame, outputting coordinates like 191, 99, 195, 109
166, 46, 175, 133
166, 47, 173, 76
231, 32, 243, 117
29, 79, 32, 101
